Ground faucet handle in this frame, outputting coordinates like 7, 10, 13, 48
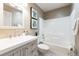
22, 30, 28, 35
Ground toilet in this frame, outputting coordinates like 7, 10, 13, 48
38, 43, 50, 55
37, 34, 50, 55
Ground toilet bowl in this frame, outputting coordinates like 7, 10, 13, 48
38, 44, 50, 54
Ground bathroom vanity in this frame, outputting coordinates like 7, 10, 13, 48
0, 35, 38, 56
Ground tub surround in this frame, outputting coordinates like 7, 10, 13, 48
0, 35, 38, 56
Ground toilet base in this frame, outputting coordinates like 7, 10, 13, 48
38, 44, 50, 56
38, 50, 50, 56
38, 50, 44, 56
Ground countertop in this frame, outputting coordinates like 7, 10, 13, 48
0, 35, 37, 55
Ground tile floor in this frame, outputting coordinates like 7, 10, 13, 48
38, 50, 59, 56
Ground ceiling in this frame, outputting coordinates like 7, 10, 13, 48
36, 3, 71, 12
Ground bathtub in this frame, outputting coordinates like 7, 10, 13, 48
43, 41, 75, 56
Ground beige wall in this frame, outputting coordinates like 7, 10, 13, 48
0, 29, 25, 38
44, 4, 72, 19
0, 3, 44, 38
24, 3, 44, 36
0, 3, 3, 26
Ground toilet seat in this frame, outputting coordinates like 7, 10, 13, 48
38, 44, 50, 50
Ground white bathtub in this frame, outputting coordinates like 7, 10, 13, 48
43, 41, 74, 56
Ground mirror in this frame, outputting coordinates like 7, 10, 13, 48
3, 3, 24, 28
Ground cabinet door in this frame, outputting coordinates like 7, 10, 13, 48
27, 40, 38, 56
31, 40, 38, 56
1, 51, 14, 56
32, 49, 38, 56
13, 48, 21, 56
1, 52, 11, 56
20, 45, 28, 56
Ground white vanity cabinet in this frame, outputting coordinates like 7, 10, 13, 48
0, 36, 38, 56
20, 40, 38, 56
26, 40, 38, 56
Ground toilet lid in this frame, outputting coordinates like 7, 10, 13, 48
38, 44, 50, 50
